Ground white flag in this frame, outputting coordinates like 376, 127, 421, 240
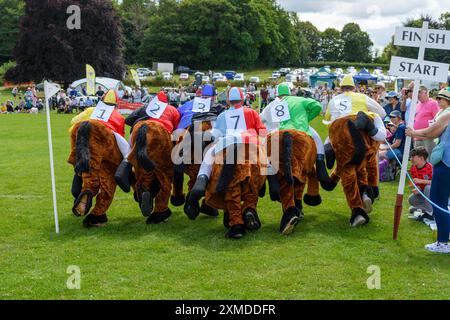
44, 81, 60, 99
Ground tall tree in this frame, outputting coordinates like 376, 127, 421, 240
341, 23, 373, 62
319, 28, 344, 61
298, 21, 320, 61
0, 0, 24, 64
5, 0, 125, 84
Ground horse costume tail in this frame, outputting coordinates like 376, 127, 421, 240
283, 131, 294, 186
75, 121, 91, 174
136, 124, 156, 171
348, 120, 366, 165
216, 144, 238, 193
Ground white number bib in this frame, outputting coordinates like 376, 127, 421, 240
334, 96, 352, 115
269, 99, 290, 123
192, 97, 211, 113
90, 101, 114, 122
146, 96, 168, 119
225, 108, 247, 134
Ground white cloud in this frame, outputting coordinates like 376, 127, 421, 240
277, 0, 446, 50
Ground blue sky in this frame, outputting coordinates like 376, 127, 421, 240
277, 0, 446, 51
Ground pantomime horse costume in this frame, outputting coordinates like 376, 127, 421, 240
68, 90, 129, 227
323, 75, 387, 227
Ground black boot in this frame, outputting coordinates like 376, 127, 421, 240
324, 143, 336, 170
184, 192, 200, 220
280, 207, 300, 235
83, 214, 108, 228
355, 111, 378, 137
189, 174, 209, 203
267, 175, 281, 202
115, 160, 133, 193
140, 191, 154, 217
316, 154, 336, 191
71, 173, 83, 199
147, 209, 172, 224
226, 224, 246, 239
244, 208, 262, 231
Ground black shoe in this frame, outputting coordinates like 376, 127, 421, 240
83, 214, 108, 228
267, 175, 281, 202
244, 208, 261, 231
189, 175, 209, 203
324, 143, 335, 170
303, 194, 322, 207
280, 207, 300, 235
226, 224, 246, 239
146, 209, 172, 224
200, 203, 219, 217
115, 160, 132, 193
140, 191, 154, 217
223, 211, 231, 229
350, 207, 370, 227
71, 174, 83, 199
184, 194, 200, 220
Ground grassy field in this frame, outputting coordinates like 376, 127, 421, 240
0, 111, 448, 300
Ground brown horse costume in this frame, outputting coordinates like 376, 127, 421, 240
171, 121, 218, 217
266, 130, 322, 234
204, 143, 267, 238
326, 115, 380, 226
68, 120, 123, 227
128, 120, 174, 224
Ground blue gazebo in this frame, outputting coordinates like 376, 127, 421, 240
353, 68, 378, 83
309, 67, 338, 88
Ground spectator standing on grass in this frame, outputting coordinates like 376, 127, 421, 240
401, 86, 413, 124
96, 86, 105, 101
406, 89, 450, 254
11, 86, 18, 100
268, 85, 276, 102
408, 147, 433, 220
413, 85, 440, 156
260, 85, 268, 109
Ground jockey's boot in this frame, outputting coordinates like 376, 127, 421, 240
355, 111, 378, 137
190, 174, 209, 201
316, 154, 337, 191
324, 143, 336, 170
115, 160, 133, 193
267, 175, 281, 201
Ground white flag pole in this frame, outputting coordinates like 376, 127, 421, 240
393, 21, 428, 239
44, 81, 60, 234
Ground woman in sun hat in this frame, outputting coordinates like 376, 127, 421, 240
406, 88, 450, 253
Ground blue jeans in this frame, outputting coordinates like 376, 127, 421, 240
387, 148, 403, 162
430, 162, 450, 243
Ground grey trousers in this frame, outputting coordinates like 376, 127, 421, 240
408, 185, 433, 214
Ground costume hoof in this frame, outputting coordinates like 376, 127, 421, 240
200, 203, 219, 217
320, 179, 338, 192
280, 207, 300, 235
140, 192, 154, 217
244, 208, 261, 231
115, 160, 132, 193
171, 194, 186, 207
303, 194, 322, 207
226, 225, 246, 239
72, 191, 93, 217
184, 201, 200, 221
71, 174, 82, 199
83, 214, 108, 228
350, 208, 370, 227
146, 209, 172, 225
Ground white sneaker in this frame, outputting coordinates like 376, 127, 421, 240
425, 242, 450, 254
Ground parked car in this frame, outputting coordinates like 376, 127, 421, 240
202, 76, 210, 83
137, 68, 156, 76
249, 76, 260, 83
179, 73, 190, 81
176, 66, 196, 75
234, 73, 245, 81
213, 73, 224, 81
215, 76, 228, 82
162, 72, 173, 80
272, 71, 282, 78
224, 71, 237, 80
194, 71, 205, 77
285, 74, 297, 82
279, 68, 291, 76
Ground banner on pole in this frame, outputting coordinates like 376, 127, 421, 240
86, 64, 96, 96
130, 69, 141, 88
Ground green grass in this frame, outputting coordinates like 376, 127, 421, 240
0, 112, 448, 300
